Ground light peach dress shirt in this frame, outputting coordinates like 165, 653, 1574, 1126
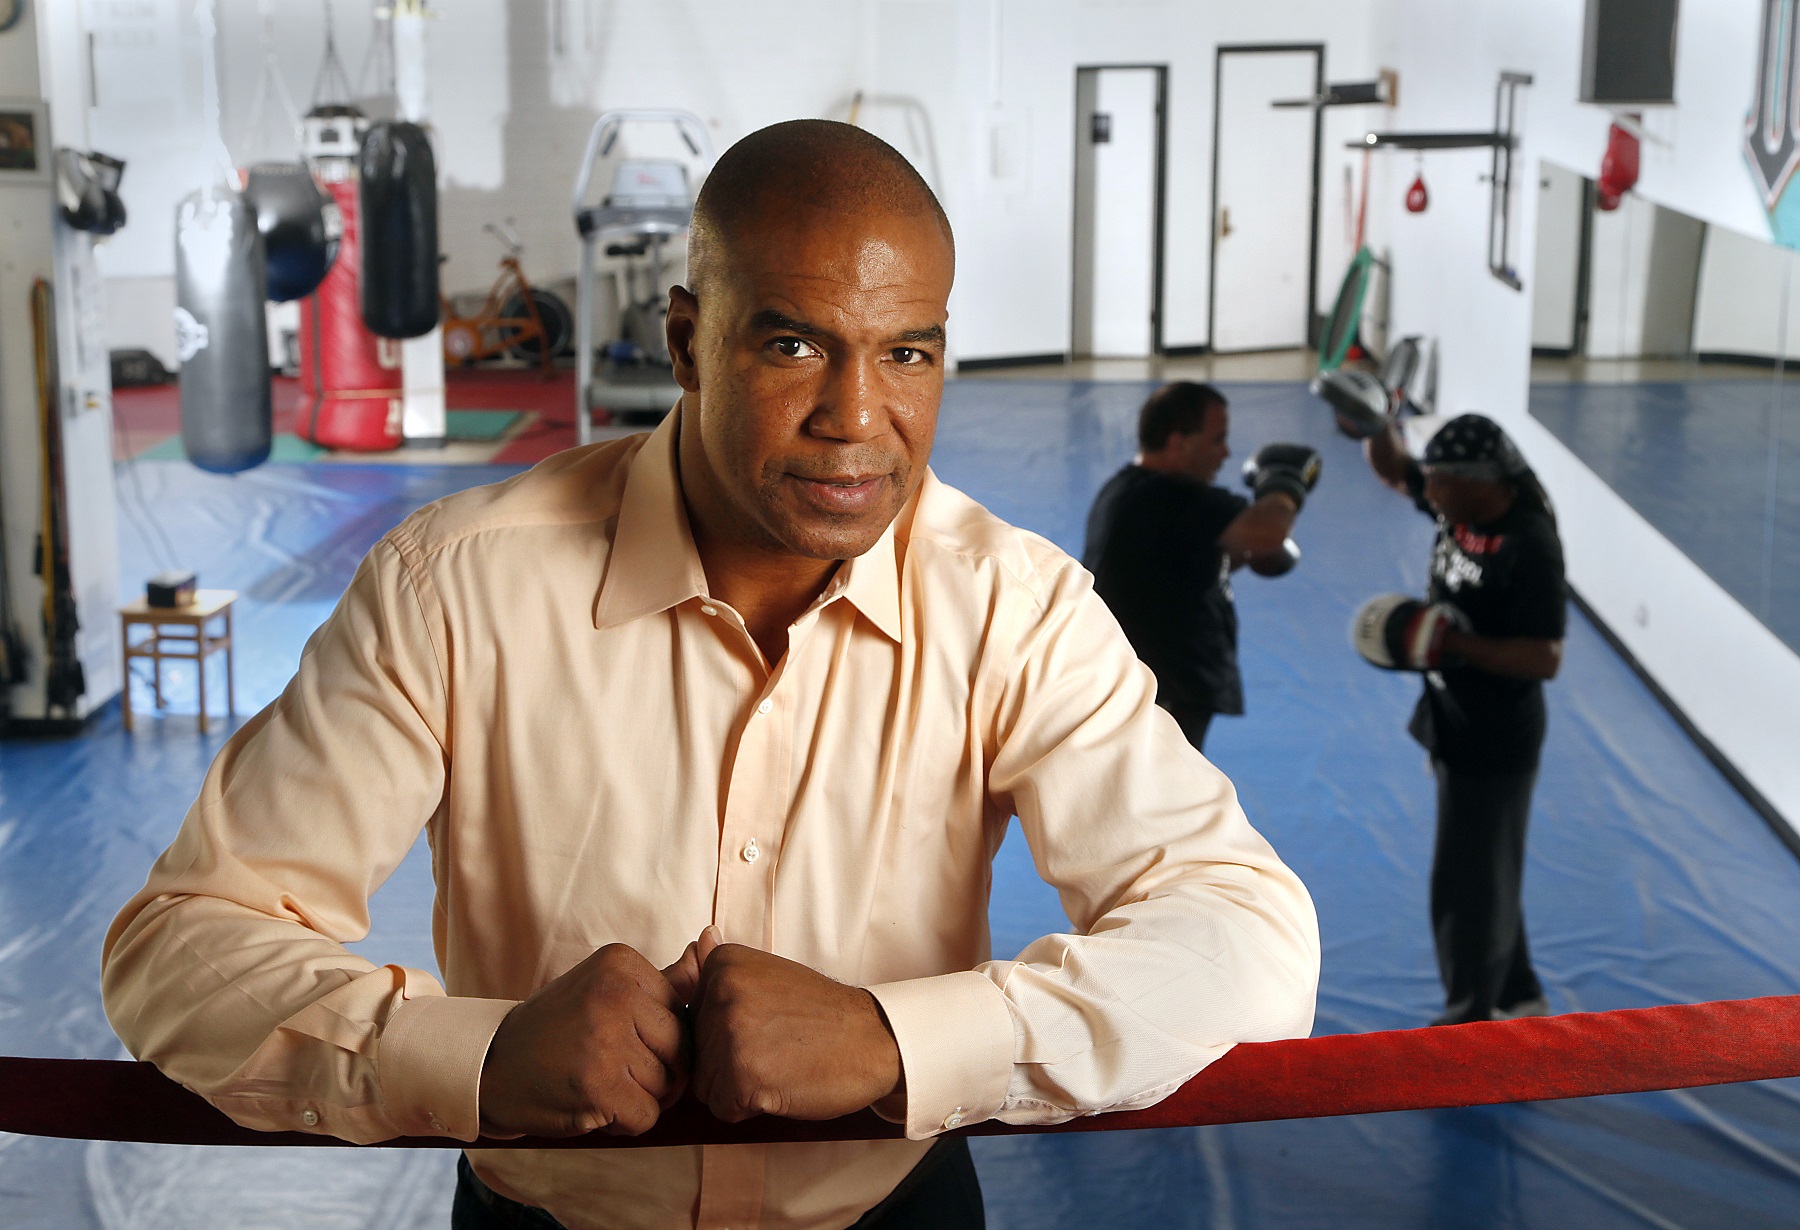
103, 413, 1319, 1230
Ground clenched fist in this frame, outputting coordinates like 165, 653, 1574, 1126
690, 943, 903, 1122
477, 943, 687, 1138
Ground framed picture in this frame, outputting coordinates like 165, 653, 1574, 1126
0, 98, 50, 183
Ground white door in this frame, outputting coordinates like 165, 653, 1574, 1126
1531, 161, 1586, 352
1212, 50, 1317, 353
1074, 67, 1161, 357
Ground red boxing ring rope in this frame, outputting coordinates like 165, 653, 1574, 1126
4, 996, 1796, 1149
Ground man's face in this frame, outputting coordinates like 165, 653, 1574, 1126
1423, 469, 1502, 524
1174, 403, 1231, 483
668, 204, 953, 562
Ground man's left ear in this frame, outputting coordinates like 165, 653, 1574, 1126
666, 286, 702, 393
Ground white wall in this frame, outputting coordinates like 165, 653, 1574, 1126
1583, 190, 1705, 359
81, 0, 872, 358
75, 0, 1386, 365
1692, 223, 1800, 359
938, 0, 1382, 359
1372, 0, 1800, 831
0, 1, 122, 722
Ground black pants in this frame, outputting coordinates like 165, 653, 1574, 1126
1160, 701, 1213, 754
451, 1138, 984, 1229
1429, 758, 1544, 1023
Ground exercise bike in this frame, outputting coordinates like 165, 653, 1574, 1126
440, 220, 572, 372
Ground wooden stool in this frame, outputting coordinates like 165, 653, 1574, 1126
120, 589, 237, 733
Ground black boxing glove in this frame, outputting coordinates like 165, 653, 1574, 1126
1242, 443, 1322, 510
1350, 594, 1470, 671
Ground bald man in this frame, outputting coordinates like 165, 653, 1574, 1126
103, 121, 1318, 1230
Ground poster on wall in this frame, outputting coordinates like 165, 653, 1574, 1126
0, 99, 49, 182
1748, 0, 1800, 247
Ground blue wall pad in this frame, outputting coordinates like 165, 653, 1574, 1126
1, 384, 1796, 1227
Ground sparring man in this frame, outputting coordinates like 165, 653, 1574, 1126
1354, 413, 1567, 1025
1083, 381, 1319, 752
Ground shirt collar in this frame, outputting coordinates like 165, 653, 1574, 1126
593, 411, 905, 644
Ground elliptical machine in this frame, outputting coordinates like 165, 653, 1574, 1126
571, 110, 714, 437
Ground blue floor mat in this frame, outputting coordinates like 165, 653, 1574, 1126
2, 382, 1797, 1228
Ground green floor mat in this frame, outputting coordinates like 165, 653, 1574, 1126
445, 410, 525, 441
136, 433, 329, 462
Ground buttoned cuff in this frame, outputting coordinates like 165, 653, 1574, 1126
867, 971, 1015, 1140
377, 994, 517, 1140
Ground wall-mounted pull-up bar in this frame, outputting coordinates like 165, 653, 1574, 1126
1353, 132, 1512, 150
1348, 71, 1533, 291
1272, 69, 1400, 110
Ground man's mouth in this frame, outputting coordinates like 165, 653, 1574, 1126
789, 472, 890, 514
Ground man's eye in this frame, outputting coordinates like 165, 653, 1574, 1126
891, 347, 929, 365
771, 337, 819, 359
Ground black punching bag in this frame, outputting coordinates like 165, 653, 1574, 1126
245, 162, 340, 302
175, 187, 272, 473
358, 121, 440, 338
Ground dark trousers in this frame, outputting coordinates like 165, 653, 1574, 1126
1429, 758, 1544, 1023
1160, 701, 1213, 754
451, 1138, 984, 1230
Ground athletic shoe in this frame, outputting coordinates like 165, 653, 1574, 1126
1428, 1008, 1484, 1027
1491, 995, 1550, 1021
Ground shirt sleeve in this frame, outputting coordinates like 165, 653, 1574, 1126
100, 533, 516, 1144
1501, 528, 1569, 639
1183, 485, 1250, 553
870, 558, 1320, 1139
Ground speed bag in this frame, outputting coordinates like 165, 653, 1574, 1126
175, 187, 272, 474
245, 162, 340, 302
358, 121, 440, 338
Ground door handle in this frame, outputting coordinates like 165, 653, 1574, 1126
1219, 207, 1233, 238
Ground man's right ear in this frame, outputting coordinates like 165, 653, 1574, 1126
666, 286, 702, 393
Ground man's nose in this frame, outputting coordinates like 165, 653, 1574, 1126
808, 357, 887, 443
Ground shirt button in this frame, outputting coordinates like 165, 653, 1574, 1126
944, 1108, 965, 1129
700, 604, 718, 617
742, 837, 760, 864
300, 1109, 320, 1127
757, 698, 772, 715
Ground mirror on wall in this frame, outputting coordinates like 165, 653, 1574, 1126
1527, 161, 1800, 653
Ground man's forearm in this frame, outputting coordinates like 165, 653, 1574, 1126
1221, 492, 1299, 565
1364, 422, 1411, 490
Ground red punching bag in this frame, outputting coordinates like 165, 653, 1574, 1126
296, 176, 404, 451
1597, 121, 1640, 211
1405, 172, 1429, 213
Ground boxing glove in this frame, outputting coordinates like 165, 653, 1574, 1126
1311, 369, 1391, 439
1249, 537, 1302, 577
1242, 443, 1321, 509
1597, 121, 1639, 211
1350, 593, 1469, 671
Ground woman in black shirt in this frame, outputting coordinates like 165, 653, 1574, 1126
1364, 414, 1567, 1025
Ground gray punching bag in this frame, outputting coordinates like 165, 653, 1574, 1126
175, 187, 272, 473
245, 162, 340, 302
359, 121, 440, 338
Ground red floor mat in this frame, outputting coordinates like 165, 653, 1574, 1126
112, 368, 585, 464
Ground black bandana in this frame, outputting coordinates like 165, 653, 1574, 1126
1421, 414, 1528, 481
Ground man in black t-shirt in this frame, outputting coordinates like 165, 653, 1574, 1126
1361, 412, 1567, 1025
1083, 382, 1318, 752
